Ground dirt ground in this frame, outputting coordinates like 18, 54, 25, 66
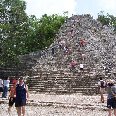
0, 93, 110, 116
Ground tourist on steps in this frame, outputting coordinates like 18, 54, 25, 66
69, 60, 77, 71
79, 39, 86, 47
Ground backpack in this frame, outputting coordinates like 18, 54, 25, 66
100, 80, 106, 88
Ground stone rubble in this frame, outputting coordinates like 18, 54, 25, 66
0, 93, 108, 116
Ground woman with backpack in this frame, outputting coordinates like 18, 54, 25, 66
106, 79, 116, 116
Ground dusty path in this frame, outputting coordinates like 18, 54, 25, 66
0, 93, 108, 116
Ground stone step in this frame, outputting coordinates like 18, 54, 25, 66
27, 70, 98, 95
28, 80, 96, 84
29, 87, 98, 95
29, 85, 97, 89
28, 76, 97, 80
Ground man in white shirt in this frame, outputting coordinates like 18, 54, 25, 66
2, 77, 10, 98
0, 78, 3, 97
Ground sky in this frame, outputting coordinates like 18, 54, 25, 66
25, 0, 116, 19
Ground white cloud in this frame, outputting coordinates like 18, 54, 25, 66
25, 0, 76, 18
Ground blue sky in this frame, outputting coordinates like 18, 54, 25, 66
25, 0, 116, 19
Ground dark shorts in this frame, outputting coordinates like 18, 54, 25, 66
9, 97, 16, 106
107, 98, 116, 109
80, 68, 83, 70
15, 99, 26, 107
0, 87, 3, 92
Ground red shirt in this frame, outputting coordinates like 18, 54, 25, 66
9, 86, 16, 97
80, 39, 85, 46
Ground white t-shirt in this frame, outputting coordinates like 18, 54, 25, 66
80, 64, 84, 68
0, 79, 3, 87
3, 80, 10, 87
98, 80, 106, 88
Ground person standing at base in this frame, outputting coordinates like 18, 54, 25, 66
8, 79, 18, 114
0, 78, 3, 97
98, 77, 106, 103
8, 82, 17, 114
106, 79, 116, 116
2, 77, 10, 98
15, 77, 29, 116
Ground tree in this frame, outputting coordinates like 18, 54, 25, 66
24, 14, 66, 51
0, 0, 66, 68
0, 0, 29, 67
37, 14, 65, 49
97, 11, 110, 26
97, 11, 116, 31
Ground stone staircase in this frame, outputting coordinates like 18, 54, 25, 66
27, 68, 99, 95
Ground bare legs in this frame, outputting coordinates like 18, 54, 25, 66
8, 106, 12, 112
100, 93, 104, 103
22, 106, 25, 116
108, 108, 112, 116
16, 107, 21, 116
16, 106, 25, 116
108, 108, 116, 116
8, 106, 12, 116
114, 109, 116, 116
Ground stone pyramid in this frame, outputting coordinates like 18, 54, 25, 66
22, 14, 116, 78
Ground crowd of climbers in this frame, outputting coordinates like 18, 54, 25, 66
0, 76, 29, 116
57, 38, 85, 72
27, 15, 115, 76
